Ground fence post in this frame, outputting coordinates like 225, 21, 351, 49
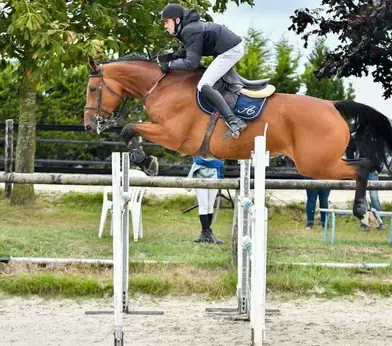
4, 119, 14, 198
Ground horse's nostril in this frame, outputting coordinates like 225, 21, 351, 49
85, 125, 92, 132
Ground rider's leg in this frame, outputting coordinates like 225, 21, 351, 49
197, 42, 247, 134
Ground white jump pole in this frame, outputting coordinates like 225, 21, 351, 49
112, 152, 124, 345
121, 153, 130, 313
237, 159, 251, 315
250, 133, 269, 345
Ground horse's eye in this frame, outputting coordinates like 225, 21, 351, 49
89, 87, 96, 92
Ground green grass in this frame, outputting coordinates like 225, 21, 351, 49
268, 264, 392, 298
1, 190, 392, 299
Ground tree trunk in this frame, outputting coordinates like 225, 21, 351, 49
10, 75, 36, 205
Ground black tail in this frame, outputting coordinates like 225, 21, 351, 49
334, 100, 392, 174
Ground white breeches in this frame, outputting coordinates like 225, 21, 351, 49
197, 42, 245, 91
196, 188, 219, 215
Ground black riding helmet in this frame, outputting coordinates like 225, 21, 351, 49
160, 3, 185, 20
160, 4, 185, 36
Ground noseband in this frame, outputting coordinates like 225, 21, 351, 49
84, 64, 129, 134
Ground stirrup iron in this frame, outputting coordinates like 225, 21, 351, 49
222, 121, 246, 140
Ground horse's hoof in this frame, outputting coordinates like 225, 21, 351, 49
144, 155, 158, 176
370, 208, 383, 227
360, 211, 380, 228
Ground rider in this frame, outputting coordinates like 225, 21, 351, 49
159, 3, 247, 137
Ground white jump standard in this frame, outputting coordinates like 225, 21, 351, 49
207, 133, 272, 346
86, 152, 163, 346
238, 135, 269, 345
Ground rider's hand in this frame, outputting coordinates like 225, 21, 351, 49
170, 51, 186, 60
159, 62, 171, 74
157, 54, 169, 63
158, 50, 185, 63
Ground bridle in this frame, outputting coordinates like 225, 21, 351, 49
84, 64, 129, 134
84, 62, 166, 134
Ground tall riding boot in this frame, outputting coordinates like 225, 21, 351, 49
208, 213, 213, 227
195, 214, 210, 242
195, 228, 224, 244
200, 85, 247, 138
207, 228, 224, 244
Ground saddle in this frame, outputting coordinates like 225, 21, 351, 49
197, 68, 276, 119
216, 68, 275, 101
196, 69, 275, 156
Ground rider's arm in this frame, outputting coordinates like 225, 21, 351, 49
169, 29, 203, 70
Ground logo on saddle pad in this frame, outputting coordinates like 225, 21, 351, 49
237, 105, 258, 116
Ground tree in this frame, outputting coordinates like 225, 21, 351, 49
289, 1, 392, 98
236, 30, 301, 93
0, 63, 19, 121
0, 0, 249, 204
212, 0, 254, 13
236, 28, 270, 80
302, 38, 355, 100
269, 38, 301, 94
345, 83, 356, 101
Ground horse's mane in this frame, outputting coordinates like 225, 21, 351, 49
90, 52, 205, 79
89, 53, 155, 75
101, 53, 153, 64
96, 52, 209, 72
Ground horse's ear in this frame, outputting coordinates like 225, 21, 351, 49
88, 56, 98, 73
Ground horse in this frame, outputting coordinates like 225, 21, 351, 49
84, 54, 392, 228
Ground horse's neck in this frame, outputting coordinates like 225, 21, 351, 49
105, 62, 159, 100
111, 62, 202, 124
146, 71, 201, 117
125, 64, 206, 154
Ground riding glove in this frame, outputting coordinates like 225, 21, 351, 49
159, 62, 171, 73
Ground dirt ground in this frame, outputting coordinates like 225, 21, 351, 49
1, 294, 392, 346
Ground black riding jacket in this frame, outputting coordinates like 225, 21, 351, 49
169, 9, 242, 70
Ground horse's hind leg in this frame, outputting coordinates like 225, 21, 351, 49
297, 156, 377, 226
326, 158, 377, 227
344, 158, 379, 226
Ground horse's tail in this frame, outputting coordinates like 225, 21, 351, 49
334, 100, 392, 174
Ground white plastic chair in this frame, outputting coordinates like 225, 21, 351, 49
98, 169, 147, 241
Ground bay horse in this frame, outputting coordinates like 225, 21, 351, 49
84, 54, 392, 228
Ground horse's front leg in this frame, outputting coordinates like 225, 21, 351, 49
120, 122, 173, 176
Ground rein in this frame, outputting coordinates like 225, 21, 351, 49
143, 73, 167, 102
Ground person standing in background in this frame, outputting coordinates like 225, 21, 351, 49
305, 178, 330, 230
188, 156, 224, 243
